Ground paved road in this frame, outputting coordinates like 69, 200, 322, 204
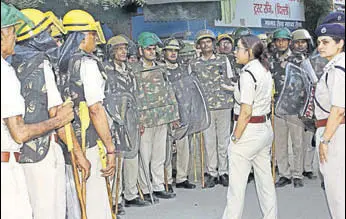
123, 177, 330, 219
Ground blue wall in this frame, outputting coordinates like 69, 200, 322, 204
131, 14, 276, 41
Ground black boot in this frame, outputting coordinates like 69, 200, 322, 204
176, 180, 196, 189
275, 177, 292, 188
153, 190, 176, 199
303, 171, 317, 180
125, 197, 151, 207
293, 178, 304, 188
167, 184, 174, 193
204, 173, 218, 188
219, 174, 229, 187
143, 194, 159, 204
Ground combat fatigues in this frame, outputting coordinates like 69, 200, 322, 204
1, 57, 32, 219
315, 52, 345, 219
165, 62, 192, 185
270, 49, 305, 180
223, 59, 277, 219
190, 54, 233, 179
103, 61, 140, 203
132, 61, 180, 194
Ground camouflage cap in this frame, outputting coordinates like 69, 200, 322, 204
1, 2, 33, 29
163, 38, 185, 50
195, 29, 216, 44
217, 33, 234, 45
292, 29, 312, 41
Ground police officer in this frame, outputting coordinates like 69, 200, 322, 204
60, 10, 115, 219
1, 3, 73, 219
314, 23, 345, 219
217, 33, 234, 61
258, 33, 268, 48
270, 28, 306, 188
290, 29, 318, 180
223, 34, 277, 219
163, 38, 197, 191
103, 35, 150, 213
190, 29, 234, 188
133, 32, 180, 201
11, 8, 84, 219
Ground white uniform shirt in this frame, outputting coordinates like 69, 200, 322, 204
234, 59, 272, 116
44, 60, 63, 109
80, 57, 106, 107
1, 57, 25, 152
315, 52, 345, 120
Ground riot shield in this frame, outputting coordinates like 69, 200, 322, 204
105, 92, 140, 159
301, 53, 328, 84
275, 63, 312, 117
170, 75, 211, 140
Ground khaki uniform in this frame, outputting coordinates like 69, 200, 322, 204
167, 137, 190, 184
190, 54, 234, 177
223, 59, 277, 219
315, 53, 345, 219
132, 61, 180, 194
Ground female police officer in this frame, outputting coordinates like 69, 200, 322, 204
222, 35, 277, 219
314, 23, 345, 219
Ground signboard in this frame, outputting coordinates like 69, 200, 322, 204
216, 0, 305, 29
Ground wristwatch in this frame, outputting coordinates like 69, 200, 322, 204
231, 135, 240, 143
320, 136, 330, 145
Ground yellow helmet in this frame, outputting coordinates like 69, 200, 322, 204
16, 9, 66, 42
62, 10, 105, 44
50, 19, 64, 38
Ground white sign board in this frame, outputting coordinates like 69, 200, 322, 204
216, 0, 306, 29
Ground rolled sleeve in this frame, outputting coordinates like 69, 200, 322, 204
44, 60, 63, 109
329, 68, 345, 108
239, 73, 256, 106
80, 59, 105, 107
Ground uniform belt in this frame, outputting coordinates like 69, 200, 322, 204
50, 133, 58, 143
315, 117, 345, 128
234, 114, 270, 123
1, 152, 20, 162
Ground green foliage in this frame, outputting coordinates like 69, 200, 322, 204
304, 0, 332, 37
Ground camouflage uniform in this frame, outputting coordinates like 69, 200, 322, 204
270, 49, 305, 182
190, 54, 233, 179
131, 61, 180, 194
103, 61, 141, 204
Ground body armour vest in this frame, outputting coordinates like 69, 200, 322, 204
130, 62, 180, 128
61, 51, 101, 150
103, 61, 140, 159
12, 53, 51, 163
190, 54, 234, 110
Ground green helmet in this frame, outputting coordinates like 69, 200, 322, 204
195, 29, 216, 44
1, 2, 33, 29
273, 28, 292, 40
233, 27, 252, 40
138, 32, 162, 49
